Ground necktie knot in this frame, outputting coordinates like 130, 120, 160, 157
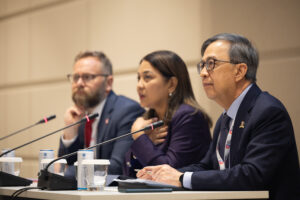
86, 118, 95, 125
221, 113, 231, 132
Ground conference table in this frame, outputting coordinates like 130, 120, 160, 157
0, 186, 268, 200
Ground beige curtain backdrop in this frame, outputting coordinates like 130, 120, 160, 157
0, 0, 299, 178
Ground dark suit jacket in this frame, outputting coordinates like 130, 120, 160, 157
123, 104, 211, 177
58, 91, 144, 175
180, 84, 300, 200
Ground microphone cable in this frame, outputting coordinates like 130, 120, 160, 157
10, 186, 45, 200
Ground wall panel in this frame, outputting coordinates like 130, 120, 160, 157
199, 0, 300, 52
5, 15, 30, 84
0, 0, 29, 17
87, 0, 202, 72
28, 82, 71, 152
0, 22, 6, 85
114, 72, 139, 102
30, 0, 61, 7
0, 93, 7, 139
30, 0, 87, 81
1, 89, 30, 150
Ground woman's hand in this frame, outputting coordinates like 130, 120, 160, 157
147, 125, 168, 145
131, 117, 158, 140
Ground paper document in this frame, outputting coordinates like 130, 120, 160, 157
114, 178, 180, 189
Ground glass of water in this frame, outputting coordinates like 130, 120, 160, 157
0, 157, 22, 176
40, 158, 67, 176
82, 159, 110, 191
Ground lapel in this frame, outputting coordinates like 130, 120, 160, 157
96, 91, 117, 144
229, 84, 261, 165
213, 117, 222, 148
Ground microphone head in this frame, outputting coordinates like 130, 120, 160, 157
81, 113, 99, 122
152, 120, 164, 129
89, 113, 99, 120
36, 114, 56, 124
47, 115, 56, 122
144, 120, 164, 131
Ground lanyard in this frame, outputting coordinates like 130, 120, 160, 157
216, 119, 235, 170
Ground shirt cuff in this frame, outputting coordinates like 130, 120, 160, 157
61, 134, 77, 148
183, 172, 193, 189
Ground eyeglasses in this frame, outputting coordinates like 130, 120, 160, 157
67, 73, 109, 83
197, 58, 238, 74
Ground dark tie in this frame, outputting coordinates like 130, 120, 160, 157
84, 119, 95, 147
219, 113, 231, 160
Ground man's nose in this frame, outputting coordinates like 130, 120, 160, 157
200, 67, 208, 78
76, 76, 85, 86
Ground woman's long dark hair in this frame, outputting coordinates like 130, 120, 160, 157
141, 50, 212, 127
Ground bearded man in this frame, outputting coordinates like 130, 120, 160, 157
58, 51, 144, 175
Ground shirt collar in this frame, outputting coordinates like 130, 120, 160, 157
86, 98, 107, 121
225, 84, 253, 120
91, 98, 107, 116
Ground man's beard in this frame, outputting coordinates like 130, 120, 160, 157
72, 85, 106, 109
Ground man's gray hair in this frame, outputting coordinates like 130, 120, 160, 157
201, 33, 259, 82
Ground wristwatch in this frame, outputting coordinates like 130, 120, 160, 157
179, 173, 184, 186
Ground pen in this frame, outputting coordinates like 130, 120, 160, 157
134, 169, 152, 174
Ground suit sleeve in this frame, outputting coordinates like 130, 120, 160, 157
107, 103, 144, 174
130, 109, 211, 169
179, 117, 222, 173
189, 106, 294, 190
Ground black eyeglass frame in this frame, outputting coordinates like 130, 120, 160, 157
67, 73, 109, 83
197, 58, 239, 74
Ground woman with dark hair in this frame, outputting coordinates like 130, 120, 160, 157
123, 50, 212, 177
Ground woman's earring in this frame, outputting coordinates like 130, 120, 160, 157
169, 92, 172, 97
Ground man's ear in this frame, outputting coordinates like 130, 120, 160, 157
168, 76, 178, 94
235, 63, 248, 82
105, 75, 113, 93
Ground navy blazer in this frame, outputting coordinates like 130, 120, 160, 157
180, 84, 300, 200
123, 104, 211, 177
58, 91, 144, 175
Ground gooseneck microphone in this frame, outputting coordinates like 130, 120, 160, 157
46, 120, 164, 171
0, 114, 56, 141
0, 113, 99, 187
38, 120, 164, 190
0, 113, 98, 158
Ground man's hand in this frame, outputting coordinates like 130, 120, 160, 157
137, 164, 183, 187
62, 106, 85, 140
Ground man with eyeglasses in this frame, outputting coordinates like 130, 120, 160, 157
58, 51, 144, 175
137, 33, 299, 200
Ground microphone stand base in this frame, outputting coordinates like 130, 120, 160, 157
37, 169, 77, 190
0, 171, 32, 186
